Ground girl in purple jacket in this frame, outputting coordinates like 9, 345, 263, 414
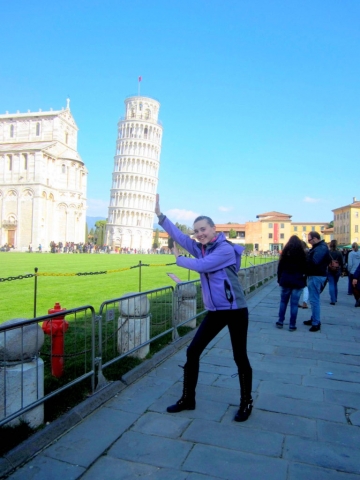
155, 195, 253, 422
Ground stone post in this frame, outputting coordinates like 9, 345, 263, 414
118, 293, 150, 359
0, 318, 44, 427
175, 283, 197, 329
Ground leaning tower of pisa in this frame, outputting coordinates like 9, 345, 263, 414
106, 96, 163, 251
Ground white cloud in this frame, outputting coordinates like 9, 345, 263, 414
303, 196, 321, 204
218, 206, 232, 212
166, 209, 200, 223
86, 198, 109, 217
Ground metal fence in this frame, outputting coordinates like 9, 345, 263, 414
239, 261, 278, 295
0, 261, 277, 427
95, 280, 205, 389
0, 305, 95, 427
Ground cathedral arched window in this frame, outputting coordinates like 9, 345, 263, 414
8, 155, 12, 171
62, 164, 66, 174
36, 122, 41, 136
23, 154, 28, 170
145, 109, 151, 120
10, 124, 14, 138
139, 103, 143, 111
65, 132, 69, 144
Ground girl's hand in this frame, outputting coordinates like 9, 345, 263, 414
155, 194, 161, 216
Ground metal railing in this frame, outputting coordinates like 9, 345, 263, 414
95, 280, 205, 388
239, 261, 277, 295
0, 305, 95, 427
0, 262, 277, 426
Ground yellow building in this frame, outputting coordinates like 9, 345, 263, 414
332, 197, 360, 246
251, 211, 292, 252
291, 222, 329, 243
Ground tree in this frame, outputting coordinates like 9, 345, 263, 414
328, 221, 334, 228
94, 220, 107, 246
229, 228, 237, 239
245, 243, 254, 253
168, 223, 192, 253
153, 228, 160, 249
85, 223, 89, 242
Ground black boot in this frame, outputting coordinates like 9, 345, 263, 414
234, 369, 253, 422
167, 363, 197, 413
234, 399, 253, 422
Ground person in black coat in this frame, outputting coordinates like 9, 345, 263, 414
277, 235, 307, 331
352, 262, 360, 307
327, 239, 344, 305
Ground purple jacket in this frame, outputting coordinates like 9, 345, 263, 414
159, 216, 247, 311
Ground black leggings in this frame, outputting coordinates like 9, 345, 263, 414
186, 308, 252, 393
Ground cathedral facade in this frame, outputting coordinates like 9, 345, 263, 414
0, 100, 87, 251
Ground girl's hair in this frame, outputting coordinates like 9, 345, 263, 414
352, 242, 359, 251
280, 235, 306, 260
329, 239, 338, 251
193, 215, 215, 227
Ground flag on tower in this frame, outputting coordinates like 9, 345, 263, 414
138, 76, 142, 82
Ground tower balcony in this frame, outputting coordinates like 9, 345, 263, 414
119, 115, 162, 126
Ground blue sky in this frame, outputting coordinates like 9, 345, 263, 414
2, 0, 359, 225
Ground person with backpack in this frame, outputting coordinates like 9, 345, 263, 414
155, 194, 253, 422
327, 239, 344, 305
303, 231, 330, 332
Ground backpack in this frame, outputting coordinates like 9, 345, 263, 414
328, 253, 340, 272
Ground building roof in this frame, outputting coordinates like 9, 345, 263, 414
0, 101, 78, 130
256, 211, 292, 220
215, 223, 245, 231
332, 201, 360, 211
0, 110, 63, 119
0, 141, 56, 152
0, 141, 84, 164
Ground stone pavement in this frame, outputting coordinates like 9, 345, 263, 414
3, 277, 360, 480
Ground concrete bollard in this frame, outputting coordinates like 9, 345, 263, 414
118, 293, 150, 359
175, 283, 197, 329
0, 319, 44, 427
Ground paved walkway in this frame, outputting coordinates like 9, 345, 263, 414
4, 278, 360, 479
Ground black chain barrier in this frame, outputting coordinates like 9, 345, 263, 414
0, 274, 35, 282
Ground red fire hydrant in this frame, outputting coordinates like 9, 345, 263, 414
42, 303, 69, 378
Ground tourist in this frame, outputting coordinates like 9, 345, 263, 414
327, 239, 344, 305
155, 194, 253, 422
298, 240, 309, 309
348, 243, 360, 296
303, 232, 330, 332
276, 236, 307, 331
351, 262, 360, 307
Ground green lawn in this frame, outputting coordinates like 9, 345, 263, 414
0, 252, 275, 322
